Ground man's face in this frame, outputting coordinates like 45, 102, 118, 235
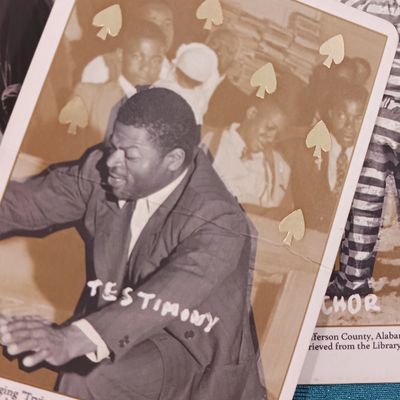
106, 122, 171, 200
140, 4, 174, 51
122, 37, 165, 86
206, 31, 237, 74
329, 99, 364, 148
244, 107, 286, 153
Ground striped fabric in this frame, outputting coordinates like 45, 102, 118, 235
335, 0, 400, 291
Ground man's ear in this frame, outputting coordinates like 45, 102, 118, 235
165, 148, 186, 172
245, 105, 258, 121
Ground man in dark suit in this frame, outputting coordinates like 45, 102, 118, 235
0, 88, 264, 400
291, 83, 368, 232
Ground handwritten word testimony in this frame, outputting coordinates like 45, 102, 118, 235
87, 280, 220, 333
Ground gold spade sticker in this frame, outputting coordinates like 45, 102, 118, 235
59, 96, 89, 135
279, 209, 306, 246
196, 0, 223, 30
306, 120, 332, 161
319, 34, 345, 68
92, 4, 122, 40
250, 63, 277, 98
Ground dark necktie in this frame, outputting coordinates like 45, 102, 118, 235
260, 147, 275, 205
333, 148, 348, 194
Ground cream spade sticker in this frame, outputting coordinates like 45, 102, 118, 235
196, 0, 223, 30
250, 63, 277, 98
279, 210, 306, 246
92, 4, 122, 40
306, 120, 332, 161
59, 96, 89, 135
319, 34, 345, 68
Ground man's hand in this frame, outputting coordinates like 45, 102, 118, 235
0, 315, 97, 367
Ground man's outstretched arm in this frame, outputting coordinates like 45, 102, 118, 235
0, 202, 251, 367
0, 149, 101, 236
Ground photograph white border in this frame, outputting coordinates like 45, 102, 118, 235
0, 0, 75, 203
300, 325, 400, 384
0, 0, 398, 399
283, 0, 399, 398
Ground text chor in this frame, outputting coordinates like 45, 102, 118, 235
321, 293, 380, 315
87, 279, 220, 333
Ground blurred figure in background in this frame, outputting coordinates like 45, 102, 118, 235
69, 20, 166, 150
203, 29, 250, 128
352, 56, 372, 86
213, 97, 291, 219
0, 0, 51, 136
201, 28, 251, 155
291, 83, 368, 232
295, 57, 358, 127
81, 0, 174, 84
296, 56, 371, 128
155, 42, 219, 124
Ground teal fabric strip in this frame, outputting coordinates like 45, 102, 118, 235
294, 384, 400, 399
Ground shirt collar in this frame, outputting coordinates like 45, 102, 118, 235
228, 123, 263, 160
229, 123, 246, 151
330, 133, 353, 158
118, 75, 138, 98
217, 73, 226, 85
118, 168, 188, 211
145, 168, 188, 213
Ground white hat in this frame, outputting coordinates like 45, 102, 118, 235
173, 43, 219, 83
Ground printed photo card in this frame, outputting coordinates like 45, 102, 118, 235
300, 0, 400, 387
0, 1, 397, 399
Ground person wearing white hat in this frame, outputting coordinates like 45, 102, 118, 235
154, 42, 219, 124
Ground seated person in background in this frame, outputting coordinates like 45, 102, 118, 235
70, 20, 166, 148
0, 0, 51, 135
202, 29, 251, 152
291, 83, 368, 232
154, 42, 219, 124
81, 0, 174, 83
352, 56, 371, 86
213, 97, 291, 217
295, 57, 357, 127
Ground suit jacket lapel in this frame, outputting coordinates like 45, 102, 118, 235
126, 153, 198, 281
94, 196, 135, 302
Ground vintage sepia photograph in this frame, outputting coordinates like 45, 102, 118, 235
315, 0, 400, 328
0, 1, 397, 400
318, 178, 400, 327
300, 0, 400, 387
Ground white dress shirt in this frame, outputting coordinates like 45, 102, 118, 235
73, 169, 188, 362
117, 75, 138, 99
81, 54, 171, 83
213, 123, 290, 208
